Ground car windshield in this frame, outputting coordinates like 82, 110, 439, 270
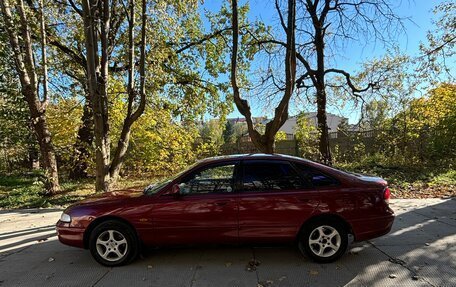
143, 162, 199, 195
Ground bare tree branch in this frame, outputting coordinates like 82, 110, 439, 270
325, 68, 377, 93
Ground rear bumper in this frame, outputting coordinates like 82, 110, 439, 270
56, 221, 85, 248
351, 213, 395, 242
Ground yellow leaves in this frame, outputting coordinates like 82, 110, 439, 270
47, 98, 83, 161
295, 113, 320, 159
275, 131, 287, 142
109, 98, 200, 176
408, 83, 456, 129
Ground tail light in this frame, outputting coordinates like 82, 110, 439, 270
383, 187, 391, 204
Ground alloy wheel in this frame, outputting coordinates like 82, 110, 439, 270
308, 225, 341, 258
95, 230, 128, 262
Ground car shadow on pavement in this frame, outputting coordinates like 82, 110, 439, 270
0, 199, 454, 287
0, 225, 56, 255
0, 208, 63, 215
0, 225, 55, 239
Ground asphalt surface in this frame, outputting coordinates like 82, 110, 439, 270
0, 199, 455, 287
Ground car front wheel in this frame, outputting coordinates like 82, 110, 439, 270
89, 220, 138, 266
299, 220, 348, 263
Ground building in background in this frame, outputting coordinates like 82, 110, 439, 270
278, 113, 353, 139
227, 113, 360, 142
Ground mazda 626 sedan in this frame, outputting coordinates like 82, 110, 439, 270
56, 154, 394, 266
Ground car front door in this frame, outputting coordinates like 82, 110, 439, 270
151, 161, 239, 245
238, 160, 321, 243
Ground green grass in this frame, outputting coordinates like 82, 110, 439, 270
429, 169, 456, 186
336, 160, 456, 198
0, 172, 156, 210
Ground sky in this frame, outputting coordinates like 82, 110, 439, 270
199, 0, 446, 124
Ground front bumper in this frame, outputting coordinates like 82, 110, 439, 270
56, 220, 85, 248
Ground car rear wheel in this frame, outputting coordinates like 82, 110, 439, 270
89, 220, 138, 266
299, 219, 348, 263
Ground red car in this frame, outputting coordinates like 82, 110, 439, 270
56, 154, 394, 266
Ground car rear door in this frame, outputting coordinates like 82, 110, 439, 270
151, 161, 240, 245
238, 160, 321, 243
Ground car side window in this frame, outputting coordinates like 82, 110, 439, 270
179, 164, 236, 195
242, 161, 305, 192
293, 163, 339, 187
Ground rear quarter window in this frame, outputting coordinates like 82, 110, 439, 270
293, 163, 339, 187
242, 161, 305, 191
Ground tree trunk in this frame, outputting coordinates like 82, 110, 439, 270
82, 0, 111, 192
28, 144, 40, 170
82, 0, 146, 191
109, 0, 135, 183
314, 15, 332, 165
31, 108, 60, 193
316, 87, 331, 164
108, 0, 146, 185
230, 0, 296, 155
69, 99, 93, 179
263, 138, 275, 154
1, 0, 60, 194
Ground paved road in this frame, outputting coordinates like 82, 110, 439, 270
0, 199, 455, 287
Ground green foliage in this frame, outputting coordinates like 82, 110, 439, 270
404, 83, 456, 162
223, 121, 248, 145
198, 119, 225, 157
0, 172, 49, 209
109, 94, 203, 177
0, 16, 35, 172
295, 113, 319, 160
332, 83, 456, 166
47, 98, 83, 168
419, 1, 455, 81
275, 131, 287, 142
362, 100, 390, 130
0, 93, 34, 172
336, 154, 456, 198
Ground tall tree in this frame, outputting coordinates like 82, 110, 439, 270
419, 1, 455, 82
42, 0, 231, 187
34, 0, 125, 179
291, 0, 405, 164
0, 0, 60, 194
80, 0, 147, 191
250, 0, 404, 163
231, 0, 297, 153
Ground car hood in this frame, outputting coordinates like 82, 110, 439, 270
76, 188, 144, 205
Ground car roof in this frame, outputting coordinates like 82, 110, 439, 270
196, 154, 349, 180
198, 153, 313, 164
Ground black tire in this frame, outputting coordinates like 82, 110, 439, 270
89, 220, 139, 266
298, 219, 348, 263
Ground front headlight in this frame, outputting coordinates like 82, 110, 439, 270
60, 212, 71, 223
